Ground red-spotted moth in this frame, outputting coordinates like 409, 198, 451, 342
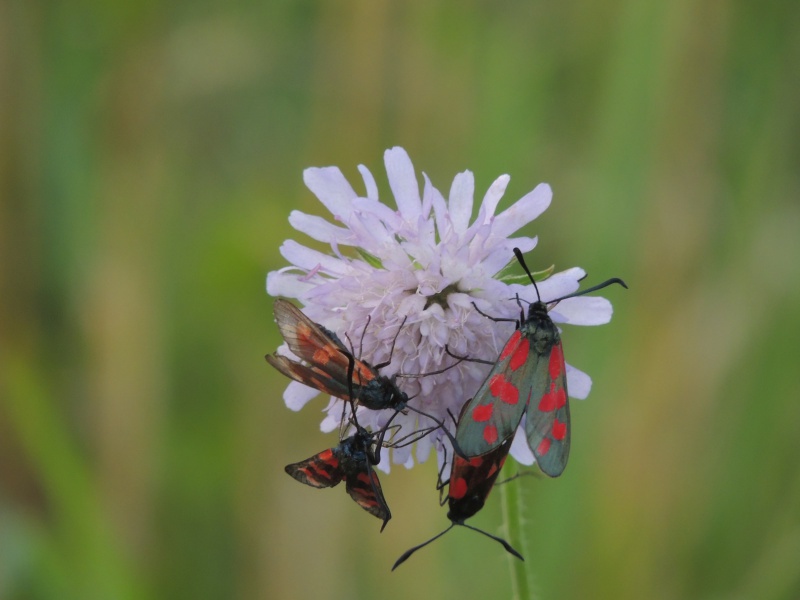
455, 248, 626, 477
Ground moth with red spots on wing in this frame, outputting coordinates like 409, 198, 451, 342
455, 248, 626, 477
266, 299, 409, 413
285, 423, 392, 531
392, 405, 522, 569
266, 299, 464, 451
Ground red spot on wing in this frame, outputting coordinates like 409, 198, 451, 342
352, 361, 376, 383
450, 476, 468, 499
537, 438, 551, 456
552, 419, 567, 441
549, 344, 564, 379
318, 449, 338, 467
489, 374, 519, 405
472, 404, 493, 422
483, 424, 498, 444
312, 346, 336, 365
538, 383, 566, 412
296, 323, 314, 344
508, 337, 530, 371
499, 330, 522, 360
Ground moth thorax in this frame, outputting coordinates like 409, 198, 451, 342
534, 323, 558, 352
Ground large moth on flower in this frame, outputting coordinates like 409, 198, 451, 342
455, 248, 626, 477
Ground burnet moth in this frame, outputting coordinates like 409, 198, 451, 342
285, 421, 393, 531
392, 405, 522, 569
266, 298, 408, 413
266, 299, 463, 445
271, 299, 459, 531
455, 248, 627, 477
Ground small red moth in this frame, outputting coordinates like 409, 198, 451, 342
266, 299, 409, 412
285, 423, 392, 531
455, 248, 627, 477
266, 299, 462, 446
392, 405, 522, 569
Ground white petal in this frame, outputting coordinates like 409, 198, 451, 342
320, 401, 344, 432
478, 174, 510, 223
358, 164, 379, 200
303, 166, 357, 219
279, 240, 350, 276
448, 170, 474, 234
420, 173, 435, 216
352, 197, 403, 231
479, 237, 538, 276
566, 364, 592, 399
431, 181, 451, 241
549, 296, 613, 326
288, 211, 353, 245
283, 381, 321, 411
415, 436, 433, 463
509, 424, 535, 465
266, 271, 316, 298
385, 147, 422, 222
376, 452, 391, 474
532, 267, 586, 302
492, 183, 552, 239
392, 442, 412, 466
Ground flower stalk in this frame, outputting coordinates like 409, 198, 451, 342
500, 461, 534, 600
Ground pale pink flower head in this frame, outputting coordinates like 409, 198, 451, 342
267, 147, 614, 472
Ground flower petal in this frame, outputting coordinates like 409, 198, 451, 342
448, 170, 474, 235
510, 421, 535, 465
549, 296, 613, 326
479, 236, 538, 276
279, 240, 350, 277
478, 174, 510, 223
352, 197, 403, 231
288, 211, 354, 245
283, 381, 321, 411
491, 183, 552, 239
385, 147, 422, 222
528, 266, 586, 302
266, 270, 316, 298
358, 164, 379, 200
303, 166, 358, 219
566, 364, 592, 399
391, 442, 412, 467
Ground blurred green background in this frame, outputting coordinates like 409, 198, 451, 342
2, 1, 799, 599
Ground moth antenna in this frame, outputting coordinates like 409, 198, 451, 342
443, 345, 494, 366
374, 315, 407, 370
403, 404, 466, 458
471, 301, 518, 325
371, 408, 402, 464
396, 352, 470, 376
553, 277, 628, 303
460, 523, 524, 561
513, 247, 541, 302
391, 524, 455, 570
343, 351, 360, 430
358, 314, 371, 359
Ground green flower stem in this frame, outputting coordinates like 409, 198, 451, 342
499, 461, 533, 600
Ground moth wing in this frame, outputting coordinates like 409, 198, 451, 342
447, 437, 514, 522
285, 448, 346, 488
524, 340, 571, 477
455, 330, 542, 457
272, 299, 380, 391
266, 353, 350, 399
344, 467, 392, 530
